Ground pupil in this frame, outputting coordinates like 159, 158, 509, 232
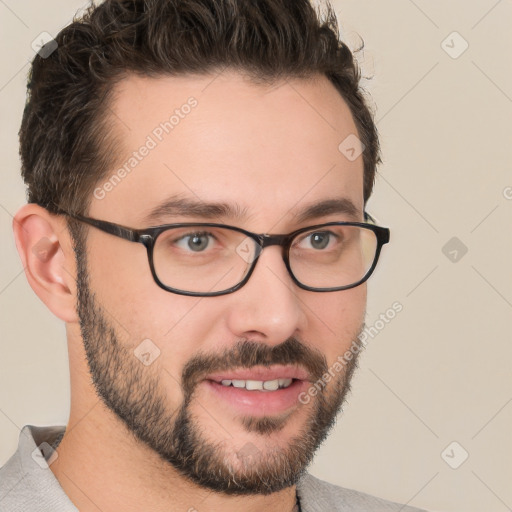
311, 232, 329, 249
189, 234, 208, 251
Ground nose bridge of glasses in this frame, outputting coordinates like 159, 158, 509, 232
258, 233, 291, 250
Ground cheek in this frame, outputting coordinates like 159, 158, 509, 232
85, 230, 150, 309
84, 241, 200, 363
305, 285, 366, 358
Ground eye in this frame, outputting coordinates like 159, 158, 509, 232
297, 231, 337, 250
174, 232, 215, 252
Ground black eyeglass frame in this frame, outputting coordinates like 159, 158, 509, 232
61, 211, 390, 297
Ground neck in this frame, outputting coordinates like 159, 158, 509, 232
49, 400, 299, 512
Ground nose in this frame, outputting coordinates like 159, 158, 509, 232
224, 245, 307, 344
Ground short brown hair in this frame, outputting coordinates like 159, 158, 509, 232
19, 0, 380, 220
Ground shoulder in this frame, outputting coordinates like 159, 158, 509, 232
296, 472, 429, 512
0, 443, 26, 510
0, 425, 75, 512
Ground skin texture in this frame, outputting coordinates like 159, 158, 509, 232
13, 70, 367, 512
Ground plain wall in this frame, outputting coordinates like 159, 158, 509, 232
1, 1, 511, 511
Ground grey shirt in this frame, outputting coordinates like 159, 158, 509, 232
0, 425, 427, 511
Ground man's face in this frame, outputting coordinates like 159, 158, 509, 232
76, 71, 366, 494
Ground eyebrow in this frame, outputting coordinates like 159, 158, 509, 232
141, 195, 362, 226
294, 197, 362, 223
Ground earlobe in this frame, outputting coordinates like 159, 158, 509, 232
13, 204, 79, 323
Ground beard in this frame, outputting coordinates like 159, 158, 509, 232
72, 231, 364, 496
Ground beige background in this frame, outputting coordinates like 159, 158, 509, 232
1, 1, 511, 511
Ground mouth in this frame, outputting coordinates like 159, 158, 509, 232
216, 377, 295, 391
202, 365, 312, 416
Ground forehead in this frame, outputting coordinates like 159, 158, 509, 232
92, 71, 364, 229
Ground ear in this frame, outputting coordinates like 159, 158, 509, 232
13, 204, 79, 323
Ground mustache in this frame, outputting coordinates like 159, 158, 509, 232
181, 338, 328, 396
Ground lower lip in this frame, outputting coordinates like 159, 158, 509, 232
204, 379, 309, 416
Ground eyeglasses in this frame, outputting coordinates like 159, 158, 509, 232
60, 210, 390, 297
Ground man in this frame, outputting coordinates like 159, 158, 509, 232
0, 0, 427, 510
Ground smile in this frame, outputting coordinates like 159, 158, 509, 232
219, 378, 294, 391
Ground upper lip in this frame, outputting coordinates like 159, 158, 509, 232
205, 365, 311, 383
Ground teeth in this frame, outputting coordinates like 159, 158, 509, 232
278, 378, 292, 388
263, 380, 279, 391
246, 380, 263, 391
219, 378, 293, 391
